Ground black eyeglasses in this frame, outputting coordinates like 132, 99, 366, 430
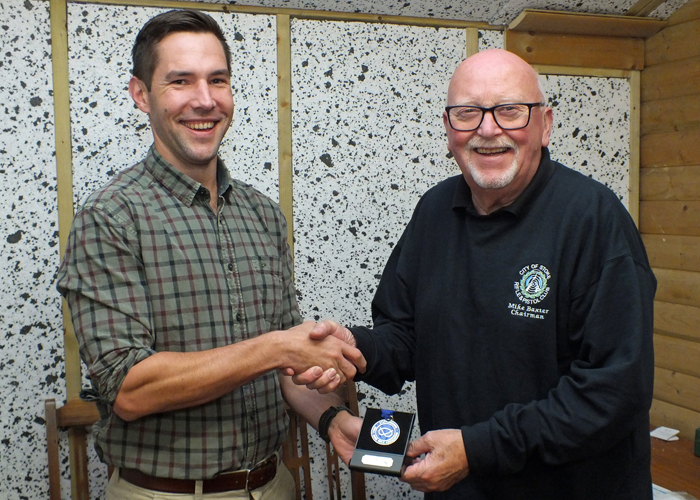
445, 102, 545, 131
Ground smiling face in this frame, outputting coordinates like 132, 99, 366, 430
443, 49, 553, 213
129, 31, 234, 175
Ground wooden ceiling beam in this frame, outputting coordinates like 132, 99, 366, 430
509, 9, 666, 38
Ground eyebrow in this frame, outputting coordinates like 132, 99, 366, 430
163, 68, 230, 80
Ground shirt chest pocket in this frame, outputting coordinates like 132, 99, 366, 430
250, 255, 284, 330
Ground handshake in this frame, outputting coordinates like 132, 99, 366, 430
279, 320, 365, 394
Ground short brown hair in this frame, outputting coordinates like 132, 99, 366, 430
132, 10, 232, 91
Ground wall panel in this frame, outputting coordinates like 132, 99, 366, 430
641, 0, 700, 438
0, 1, 66, 498
654, 367, 700, 414
642, 234, 700, 272
654, 301, 700, 342
543, 75, 630, 207
640, 166, 700, 200
641, 94, 700, 135
641, 56, 700, 102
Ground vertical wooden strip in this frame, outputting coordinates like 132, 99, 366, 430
629, 70, 641, 225
50, 2, 85, 498
466, 27, 479, 56
276, 14, 294, 256
49, 0, 80, 401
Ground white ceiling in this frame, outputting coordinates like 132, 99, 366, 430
229, 0, 690, 25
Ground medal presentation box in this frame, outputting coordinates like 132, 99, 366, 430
349, 408, 415, 477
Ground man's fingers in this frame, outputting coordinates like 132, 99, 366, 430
343, 345, 367, 373
309, 320, 334, 340
290, 366, 323, 385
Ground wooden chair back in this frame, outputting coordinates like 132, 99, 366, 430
45, 398, 100, 500
282, 381, 367, 500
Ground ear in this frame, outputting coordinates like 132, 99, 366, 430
540, 106, 553, 148
128, 76, 151, 114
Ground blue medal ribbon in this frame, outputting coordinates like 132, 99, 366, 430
381, 409, 394, 420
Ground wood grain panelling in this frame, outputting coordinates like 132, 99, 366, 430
665, 0, 700, 26
641, 56, 700, 101
654, 301, 700, 342
645, 18, 700, 65
505, 30, 644, 70
639, 200, 700, 235
642, 0, 700, 440
640, 166, 700, 201
641, 129, 700, 168
508, 9, 665, 38
650, 399, 700, 439
641, 95, 700, 135
654, 366, 700, 414
653, 268, 700, 307
654, 334, 700, 377
642, 234, 700, 272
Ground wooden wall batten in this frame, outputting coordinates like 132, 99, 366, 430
276, 14, 294, 254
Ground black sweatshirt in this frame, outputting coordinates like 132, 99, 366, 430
352, 148, 656, 500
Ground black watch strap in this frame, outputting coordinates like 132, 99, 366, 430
318, 405, 354, 442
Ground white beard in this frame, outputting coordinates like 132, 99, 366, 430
465, 137, 519, 189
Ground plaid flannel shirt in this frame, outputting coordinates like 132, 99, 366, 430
57, 146, 301, 479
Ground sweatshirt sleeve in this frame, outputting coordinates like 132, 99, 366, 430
351, 225, 419, 395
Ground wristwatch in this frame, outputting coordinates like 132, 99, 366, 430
318, 405, 354, 442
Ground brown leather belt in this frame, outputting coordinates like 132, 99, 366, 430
119, 454, 278, 494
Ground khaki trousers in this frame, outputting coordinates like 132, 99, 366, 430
106, 462, 296, 500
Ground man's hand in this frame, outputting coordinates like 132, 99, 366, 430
327, 410, 362, 464
283, 320, 365, 394
280, 321, 365, 388
401, 429, 469, 492
309, 319, 357, 347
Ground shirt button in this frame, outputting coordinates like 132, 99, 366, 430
228, 263, 234, 271
236, 312, 243, 322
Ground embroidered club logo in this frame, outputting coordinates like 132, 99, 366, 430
514, 264, 551, 305
370, 419, 401, 446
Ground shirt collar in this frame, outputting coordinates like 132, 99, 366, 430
143, 146, 233, 207
452, 147, 555, 218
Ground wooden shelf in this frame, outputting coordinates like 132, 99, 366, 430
509, 9, 666, 38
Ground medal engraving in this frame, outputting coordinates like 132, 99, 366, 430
370, 418, 401, 445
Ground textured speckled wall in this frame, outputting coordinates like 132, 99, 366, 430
291, 19, 466, 499
544, 75, 630, 207
170, 0, 690, 24
0, 1, 64, 499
